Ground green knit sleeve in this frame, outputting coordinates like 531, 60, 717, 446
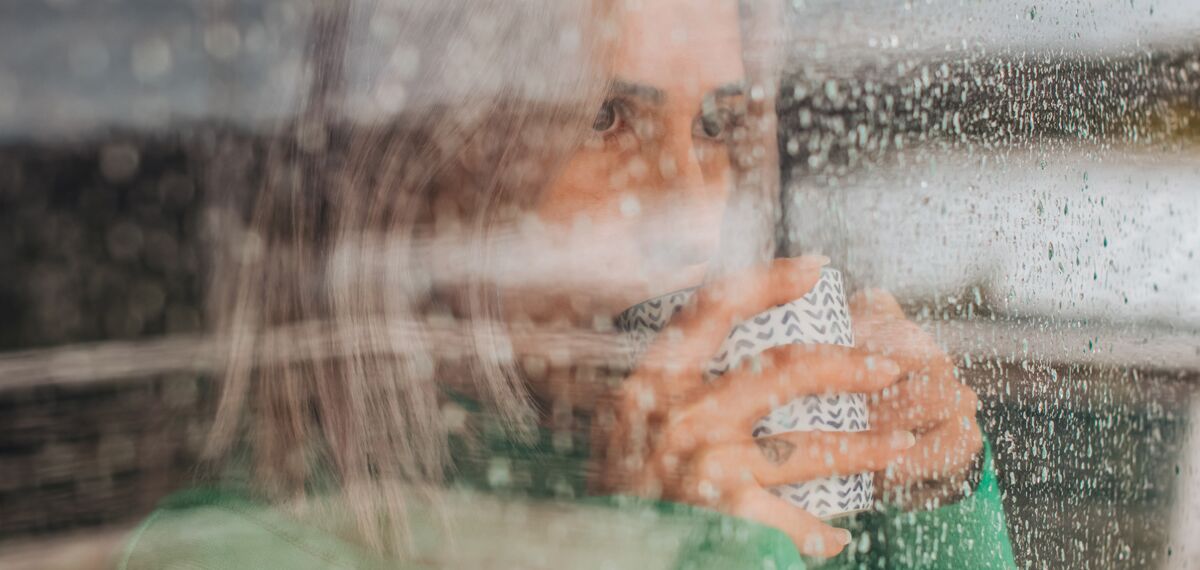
875, 439, 1016, 568
818, 439, 1017, 569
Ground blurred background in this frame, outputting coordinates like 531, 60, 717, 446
1, 0, 1198, 568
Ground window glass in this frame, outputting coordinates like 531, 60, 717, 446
0, 1, 1197, 569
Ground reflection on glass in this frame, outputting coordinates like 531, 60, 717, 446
0, 1, 1196, 569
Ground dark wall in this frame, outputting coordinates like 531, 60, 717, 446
0, 132, 208, 350
0, 129, 222, 540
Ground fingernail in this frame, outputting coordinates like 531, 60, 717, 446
890, 430, 917, 450
835, 529, 852, 546
879, 359, 901, 375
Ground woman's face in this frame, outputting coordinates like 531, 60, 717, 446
512, 0, 748, 320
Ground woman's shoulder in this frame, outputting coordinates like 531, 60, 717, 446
119, 485, 806, 570
117, 486, 392, 570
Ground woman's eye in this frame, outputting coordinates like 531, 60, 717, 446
693, 109, 731, 140
592, 100, 622, 134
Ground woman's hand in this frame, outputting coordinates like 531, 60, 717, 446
849, 289, 984, 509
590, 257, 917, 558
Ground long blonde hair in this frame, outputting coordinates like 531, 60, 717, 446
200, 0, 784, 556
202, 0, 613, 554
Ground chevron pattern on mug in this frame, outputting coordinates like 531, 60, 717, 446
615, 268, 874, 519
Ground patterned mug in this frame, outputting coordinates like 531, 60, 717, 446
615, 267, 873, 519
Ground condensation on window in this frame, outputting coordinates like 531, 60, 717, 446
0, 1, 1197, 569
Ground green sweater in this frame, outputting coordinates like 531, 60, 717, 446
119, 407, 1016, 569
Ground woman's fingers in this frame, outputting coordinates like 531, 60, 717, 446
882, 414, 983, 486
847, 291, 979, 431
877, 418, 982, 510
746, 430, 917, 487
670, 429, 915, 495
849, 289, 954, 382
659, 345, 903, 450
876, 419, 984, 511
726, 486, 851, 558
847, 288, 906, 322
869, 365, 978, 432
607, 257, 830, 465
639, 256, 828, 381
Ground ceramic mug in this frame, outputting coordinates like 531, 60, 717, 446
615, 267, 873, 519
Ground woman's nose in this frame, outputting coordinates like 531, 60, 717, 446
656, 122, 707, 192
632, 120, 726, 269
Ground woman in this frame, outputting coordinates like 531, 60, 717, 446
121, 0, 1015, 567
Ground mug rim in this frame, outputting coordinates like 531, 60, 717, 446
617, 267, 844, 320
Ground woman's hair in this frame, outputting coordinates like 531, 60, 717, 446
202, 0, 613, 554
200, 0, 785, 556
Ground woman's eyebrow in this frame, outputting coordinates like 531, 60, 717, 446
710, 81, 745, 99
609, 79, 746, 104
611, 79, 666, 104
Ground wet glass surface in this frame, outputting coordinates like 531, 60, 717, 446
0, 1, 1197, 568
